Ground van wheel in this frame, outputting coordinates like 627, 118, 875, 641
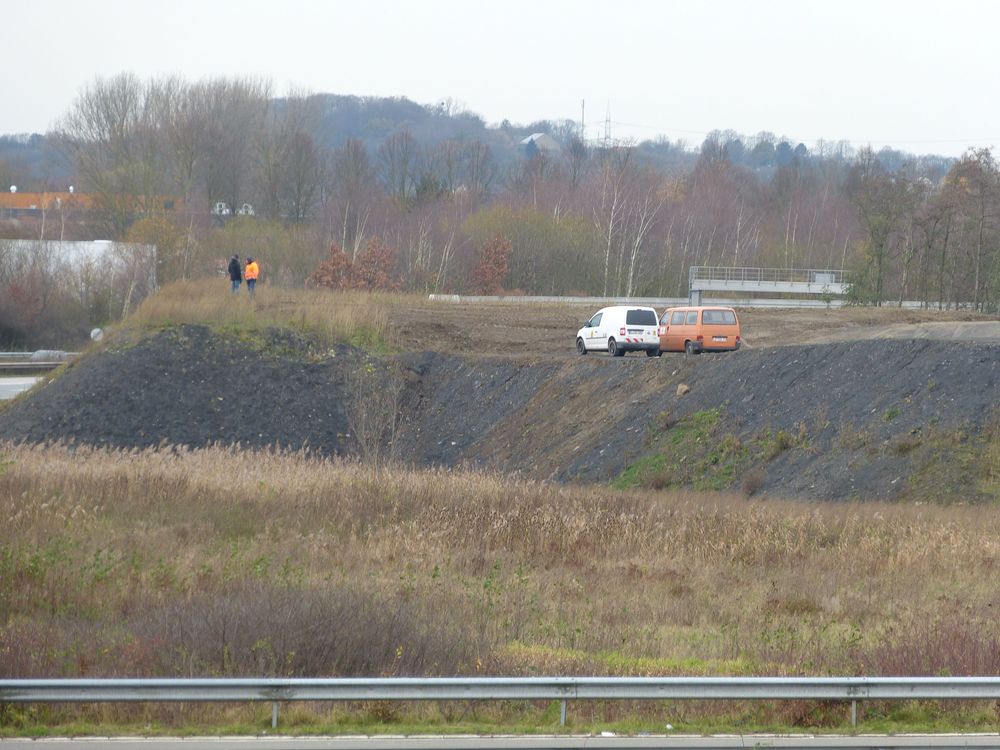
646, 349, 661, 358
608, 339, 624, 357
684, 341, 696, 355
576, 338, 587, 355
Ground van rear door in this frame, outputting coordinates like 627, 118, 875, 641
625, 308, 658, 346
701, 308, 740, 348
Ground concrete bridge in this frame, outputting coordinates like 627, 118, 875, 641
689, 266, 850, 304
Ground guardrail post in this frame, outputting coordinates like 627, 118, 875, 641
272, 701, 279, 729
850, 699, 857, 728
560, 699, 567, 727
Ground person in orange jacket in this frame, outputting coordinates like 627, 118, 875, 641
244, 257, 259, 297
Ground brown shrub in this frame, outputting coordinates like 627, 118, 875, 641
741, 469, 766, 497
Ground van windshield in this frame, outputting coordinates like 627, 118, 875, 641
703, 309, 737, 325
626, 309, 657, 326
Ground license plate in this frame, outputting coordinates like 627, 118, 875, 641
713, 336, 727, 342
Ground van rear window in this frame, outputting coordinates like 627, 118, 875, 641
626, 309, 657, 326
703, 309, 737, 325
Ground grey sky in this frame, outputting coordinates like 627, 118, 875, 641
3, 0, 998, 157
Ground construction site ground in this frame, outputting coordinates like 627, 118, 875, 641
1, 300, 998, 502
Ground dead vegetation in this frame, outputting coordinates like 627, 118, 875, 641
5, 440, 1000, 690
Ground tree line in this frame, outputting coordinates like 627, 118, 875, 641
1, 72, 998, 347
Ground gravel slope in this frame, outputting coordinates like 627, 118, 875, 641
1, 325, 997, 501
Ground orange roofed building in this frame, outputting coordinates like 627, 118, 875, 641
0, 191, 94, 211
0, 192, 184, 215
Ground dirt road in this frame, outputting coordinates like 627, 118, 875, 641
389, 299, 999, 356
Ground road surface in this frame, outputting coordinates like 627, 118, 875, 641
0, 376, 39, 400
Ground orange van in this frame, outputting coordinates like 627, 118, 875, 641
658, 306, 741, 354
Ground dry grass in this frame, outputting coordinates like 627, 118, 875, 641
123, 279, 398, 349
4, 440, 1000, 691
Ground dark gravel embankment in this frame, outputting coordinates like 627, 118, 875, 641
1, 325, 997, 501
0, 326, 355, 453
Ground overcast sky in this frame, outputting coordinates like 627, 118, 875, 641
3, 0, 997, 157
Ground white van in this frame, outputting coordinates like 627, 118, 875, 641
576, 305, 661, 357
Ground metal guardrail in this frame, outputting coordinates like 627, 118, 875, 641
0, 351, 76, 371
4, 677, 1000, 728
428, 295, 948, 310
429, 295, 691, 307
0, 361, 66, 370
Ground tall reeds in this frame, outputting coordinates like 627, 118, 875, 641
3, 441, 1000, 684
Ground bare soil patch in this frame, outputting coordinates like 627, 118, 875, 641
388, 299, 1000, 356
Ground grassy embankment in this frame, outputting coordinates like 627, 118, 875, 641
121, 278, 398, 352
614, 408, 1000, 503
4, 442, 1000, 734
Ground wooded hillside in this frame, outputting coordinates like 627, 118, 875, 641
1, 74, 998, 348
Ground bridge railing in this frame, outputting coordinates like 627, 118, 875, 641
689, 267, 850, 286
4, 676, 1000, 728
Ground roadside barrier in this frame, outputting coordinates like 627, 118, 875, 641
0, 351, 76, 371
4, 676, 1000, 728
427, 294, 938, 309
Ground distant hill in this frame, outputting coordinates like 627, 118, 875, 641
0, 134, 73, 191
0, 93, 954, 189
306, 94, 495, 150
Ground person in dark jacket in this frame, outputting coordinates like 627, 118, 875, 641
228, 254, 242, 293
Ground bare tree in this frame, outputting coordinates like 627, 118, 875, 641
377, 131, 418, 205
592, 145, 632, 295
254, 92, 324, 220
55, 73, 169, 235
460, 139, 496, 198
202, 77, 270, 217
346, 359, 405, 471
948, 148, 1000, 310
849, 147, 915, 305
330, 138, 376, 260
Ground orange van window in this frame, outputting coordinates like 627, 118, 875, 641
703, 309, 738, 325
686, 311, 698, 324
670, 311, 685, 325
